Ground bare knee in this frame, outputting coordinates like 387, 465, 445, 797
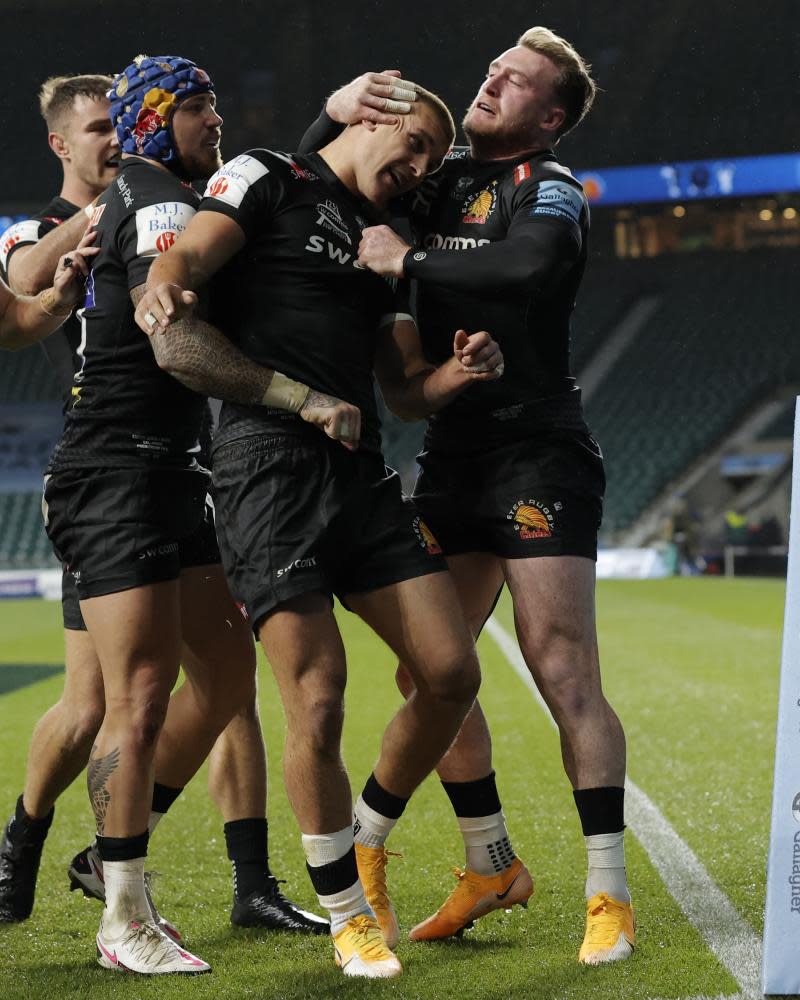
293, 689, 345, 759
423, 650, 481, 706
105, 692, 170, 749
531, 631, 603, 725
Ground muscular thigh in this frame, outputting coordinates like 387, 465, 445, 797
345, 571, 475, 689
503, 555, 600, 686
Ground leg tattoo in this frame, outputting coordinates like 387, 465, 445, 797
88, 745, 120, 834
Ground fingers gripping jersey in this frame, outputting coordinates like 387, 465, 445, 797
405, 148, 590, 448
49, 160, 207, 472
199, 150, 401, 452
0, 198, 82, 396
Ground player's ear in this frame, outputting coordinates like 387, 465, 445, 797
49, 131, 69, 161
540, 106, 566, 137
362, 119, 379, 133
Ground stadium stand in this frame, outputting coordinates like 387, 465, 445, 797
577, 249, 800, 538
0, 345, 61, 570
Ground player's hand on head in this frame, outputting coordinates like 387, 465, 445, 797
299, 390, 361, 451
326, 70, 417, 125
356, 225, 410, 278
135, 283, 198, 336
454, 329, 505, 380
50, 232, 100, 309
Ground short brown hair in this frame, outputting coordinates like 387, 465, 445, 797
414, 85, 456, 150
39, 74, 113, 131
517, 27, 596, 138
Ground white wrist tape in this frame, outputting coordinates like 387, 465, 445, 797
261, 371, 310, 412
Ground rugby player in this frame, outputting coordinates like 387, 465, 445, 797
306, 27, 635, 965
0, 73, 325, 939
34, 54, 338, 974
134, 88, 505, 978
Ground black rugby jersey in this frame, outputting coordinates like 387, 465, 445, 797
0, 196, 83, 396
405, 148, 590, 450
49, 159, 207, 471
199, 150, 399, 453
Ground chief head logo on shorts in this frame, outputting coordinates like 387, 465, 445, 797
412, 515, 442, 555
507, 499, 555, 540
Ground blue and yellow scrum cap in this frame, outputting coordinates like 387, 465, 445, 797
109, 54, 214, 166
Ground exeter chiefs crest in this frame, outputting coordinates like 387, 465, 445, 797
462, 182, 497, 224
507, 499, 555, 540
412, 515, 442, 555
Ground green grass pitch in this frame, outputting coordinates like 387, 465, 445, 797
0, 578, 785, 998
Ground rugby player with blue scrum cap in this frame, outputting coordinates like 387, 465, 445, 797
0, 69, 326, 941
39, 53, 331, 975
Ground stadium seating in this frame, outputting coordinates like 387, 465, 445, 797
578, 249, 800, 536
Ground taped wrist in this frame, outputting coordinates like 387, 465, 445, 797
39, 287, 72, 317
261, 371, 310, 412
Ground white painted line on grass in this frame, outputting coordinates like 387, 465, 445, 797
485, 615, 763, 1000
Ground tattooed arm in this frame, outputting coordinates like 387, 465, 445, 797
131, 286, 361, 449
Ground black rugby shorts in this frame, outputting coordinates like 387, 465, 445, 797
43, 466, 221, 600
413, 432, 605, 560
212, 432, 446, 632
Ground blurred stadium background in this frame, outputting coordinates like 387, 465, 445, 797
2, 0, 798, 582
0, 3, 796, 996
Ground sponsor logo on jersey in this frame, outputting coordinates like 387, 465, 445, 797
204, 154, 270, 209
514, 162, 532, 185
89, 204, 106, 228
423, 232, 490, 250
529, 180, 585, 225
289, 161, 319, 182
450, 176, 475, 200
412, 515, 442, 555
507, 499, 556, 540
41, 216, 64, 226
0, 219, 41, 270
156, 231, 176, 252
236, 601, 250, 622
135, 202, 196, 257
117, 174, 134, 208
316, 199, 352, 244
412, 251, 427, 261
304, 234, 352, 265
276, 556, 317, 579
462, 182, 497, 224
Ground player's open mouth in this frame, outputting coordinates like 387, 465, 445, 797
105, 157, 119, 168
386, 167, 404, 190
476, 102, 496, 116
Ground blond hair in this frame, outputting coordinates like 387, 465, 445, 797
414, 85, 456, 149
517, 27, 596, 137
39, 74, 113, 131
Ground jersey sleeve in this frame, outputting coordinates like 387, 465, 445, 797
0, 218, 47, 279
116, 198, 199, 290
405, 172, 586, 295
297, 108, 344, 154
198, 151, 281, 240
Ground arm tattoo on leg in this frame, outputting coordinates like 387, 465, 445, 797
88, 745, 120, 835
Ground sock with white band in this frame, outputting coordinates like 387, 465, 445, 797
584, 831, 630, 903
302, 826, 372, 935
